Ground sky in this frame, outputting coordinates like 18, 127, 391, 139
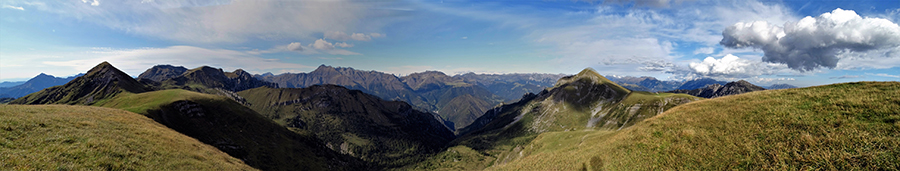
0, 0, 898, 87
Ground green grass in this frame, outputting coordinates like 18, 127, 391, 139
0, 105, 255, 170
490, 81, 900, 170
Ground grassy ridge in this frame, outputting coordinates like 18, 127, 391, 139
97, 89, 365, 170
491, 81, 900, 170
0, 105, 255, 170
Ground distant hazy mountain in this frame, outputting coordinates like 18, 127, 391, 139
607, 75, 682, 92
0, 81, 25, 87
677, 78, 727, 90
401, 71, 505, 131
0, 73, 83, 98
667, 80, 766, 98
11, 62, 149, 105
255, 65, 561, 130
238, 85, 455, 167
453, 73, 565, 101
767, 83, 798, 89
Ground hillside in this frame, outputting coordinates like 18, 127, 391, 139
237, 85, 456, 167
453, 72, 565, 101
488, 81, 900, 170
0, 105, 255, 170
402, 71, 505, 130
607, 75, 682, 92
0, 73, 82, 98
767, 83, 799, 89
403, 68, 701, 170
10, 62, 151, 105
668, 80, 766, 98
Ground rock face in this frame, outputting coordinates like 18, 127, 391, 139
137, 65, 188, 82
10, 62, 150, 105
667, 80, 766, 98
237, 85, 456, 167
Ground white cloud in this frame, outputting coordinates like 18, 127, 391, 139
867, 73, 900, 78
721, 8, 900, 71
325, 31, 385, 41
81, 0, 99, 6
2, 5, 24, 10
693, 47, 714, 55
313, 39, 335, 50
461, 36, 468, 39
334, 42, 354, 48
286, 42, 304, 51
687, 54, 790, 78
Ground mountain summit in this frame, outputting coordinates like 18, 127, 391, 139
11, 62, 150, 105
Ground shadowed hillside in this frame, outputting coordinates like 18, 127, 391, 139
0, 73, 83, 98
237, 85, 456, 167
0, 105, 256, 170
668, 80, 766, 98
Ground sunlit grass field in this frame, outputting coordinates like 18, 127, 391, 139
491, 81, 900, 170
0, 105, 255, 170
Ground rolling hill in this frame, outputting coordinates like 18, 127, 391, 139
488, 81, 900, 170
0, 105, 256, 170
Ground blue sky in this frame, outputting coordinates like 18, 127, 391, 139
0, 0, 898, 87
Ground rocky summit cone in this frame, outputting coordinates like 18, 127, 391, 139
11, 61, 150, 105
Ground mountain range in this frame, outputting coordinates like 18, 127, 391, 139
5, 61, 890, 170
253, 65, 564, 131
667, 80, 768, 98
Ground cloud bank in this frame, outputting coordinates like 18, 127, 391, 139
721, 8, 900, 71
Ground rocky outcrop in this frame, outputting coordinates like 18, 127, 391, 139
667, 80, 766, 98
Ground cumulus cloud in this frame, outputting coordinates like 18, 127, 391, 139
688, 54, 788, 78
325, 31, 384, 41
721, 8, 900, 71
2, 5, 24, 10
313, 39, 335, 50
286, 42, 304, 51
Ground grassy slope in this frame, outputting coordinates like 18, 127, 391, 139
0, 105, 255, 170
491, 81, 900, 170
96, 89, 363, 171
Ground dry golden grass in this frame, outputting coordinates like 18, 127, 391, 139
490, 81, 900, 170
0, 105, 256, 170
